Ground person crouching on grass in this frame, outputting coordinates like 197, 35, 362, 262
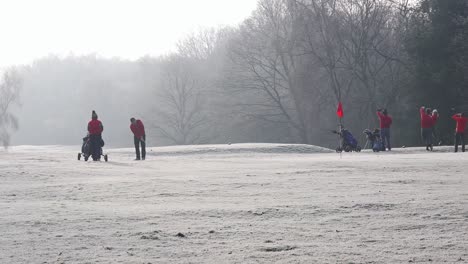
452, 112, 468, 152
130, 118, 146, 160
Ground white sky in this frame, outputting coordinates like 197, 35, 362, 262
0, 0, 257, 68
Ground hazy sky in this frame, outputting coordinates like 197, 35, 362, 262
0, 0, 257, 68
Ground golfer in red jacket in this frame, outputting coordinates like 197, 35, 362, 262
130, 118, 146, 160
88, 110, 104, 161
377, 108, 392, 151
452, 112, 468, 152
420, 106, 438, 151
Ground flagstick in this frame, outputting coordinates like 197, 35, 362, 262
339, 120, 342, 159
336, 102, 344, 159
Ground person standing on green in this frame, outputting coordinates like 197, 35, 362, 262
452, 112, 468, 152
377, 108, 392, 151
420, 106, 438, 151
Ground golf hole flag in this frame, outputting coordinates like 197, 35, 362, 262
336, 102, 344, 118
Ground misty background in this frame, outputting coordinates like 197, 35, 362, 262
2, 0, 468, 149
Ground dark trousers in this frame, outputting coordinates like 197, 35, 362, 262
421, 128, 433, 147
455, 132, 465, 152
380, 128, 391, 150
134, 135, 146, 159
89, 134, 102, 161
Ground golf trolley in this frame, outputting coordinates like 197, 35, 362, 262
77, 134, 108, 162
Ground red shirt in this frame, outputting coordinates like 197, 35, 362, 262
88, 119, 103, 135
130, 120, 145, 138
420, 107, 438, 128
452, 114, 468, 133
377, 111, 392, 128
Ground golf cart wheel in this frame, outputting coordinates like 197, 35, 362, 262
336, 147, 342, 153
344, 145, 351, 152
78, 153, 81, 160
356, 146, 361, 152
104, 154, 108, 162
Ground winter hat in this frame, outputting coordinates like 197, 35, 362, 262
92, 110, 98, 119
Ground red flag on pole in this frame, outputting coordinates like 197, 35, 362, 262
336, 102, 344, 118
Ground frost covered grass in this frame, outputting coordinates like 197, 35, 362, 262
0, 144, 467, 263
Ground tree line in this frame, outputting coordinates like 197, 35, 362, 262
2, 0, 467, 148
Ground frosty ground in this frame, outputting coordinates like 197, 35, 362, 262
0, 144, 467, 263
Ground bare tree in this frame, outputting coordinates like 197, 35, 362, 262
0, 69, 22, 148
176, 28, 225, 61
153, 55, 209, 145
295, 0, 412, 129
295, 0, 353, 102
227, 0, 323, 143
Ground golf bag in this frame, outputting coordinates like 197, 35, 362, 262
363, 129, 384, 152
333, 126, 361, 152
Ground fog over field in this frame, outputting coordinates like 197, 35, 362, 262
2, 0, 467, 149
1, 0, 468, 263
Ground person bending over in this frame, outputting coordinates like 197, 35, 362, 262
130, 118, 146, 160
